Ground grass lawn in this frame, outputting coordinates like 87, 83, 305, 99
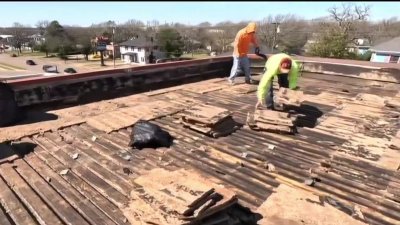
20, 51, 47, 57
8, 51, 47, 57
0, 62, 26, 70
181, 53, 211, 59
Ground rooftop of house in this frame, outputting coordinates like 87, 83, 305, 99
119, 37, 155, 48
371, 36, 400, 53
0, 67, 399, 224
0, 34, 13, 38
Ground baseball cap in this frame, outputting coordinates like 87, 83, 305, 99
280, 58, 292, 73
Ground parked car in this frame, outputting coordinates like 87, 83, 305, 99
42, 65, 58, 74
26, 60, 36, 65
64, 67, 77, 74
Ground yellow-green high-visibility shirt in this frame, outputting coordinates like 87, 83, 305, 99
257, 53, 300, 101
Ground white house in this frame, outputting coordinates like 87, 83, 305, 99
347, 38, 371, 55
0, 35, 13, 43
28, 33, 45, 45
119, 37, 163, 65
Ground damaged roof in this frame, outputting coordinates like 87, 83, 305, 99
0, 71, 399, 225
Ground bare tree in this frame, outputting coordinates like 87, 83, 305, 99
9, 22, 27, 54
197, 22, 212, 27
117, 19, 146, 41
36, 20, 49, 35
327, 3, 371, 43
310, 3, 371, 58
258, 14, 309, 54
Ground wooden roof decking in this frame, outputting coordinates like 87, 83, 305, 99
0, 73, 399, 225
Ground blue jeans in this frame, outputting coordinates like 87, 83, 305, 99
228, 56, 251, 82
266, 74, 289, 109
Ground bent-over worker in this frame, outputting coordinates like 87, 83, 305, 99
256, 53, 300, 110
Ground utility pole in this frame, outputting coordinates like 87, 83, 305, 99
271, 22, 280, 53
112, 26, 115, 68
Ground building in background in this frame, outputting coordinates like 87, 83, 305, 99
370, 36, 400, 63
119, 37, 163, 64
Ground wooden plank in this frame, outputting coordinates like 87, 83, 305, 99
43, 132, 134, 196
0, 204, 13, 225
24, 154, 119, 225
86, 111, 138, 134
32, 136, 130, 208
59, 132, 137, 179
24, 138, 130, 225
0, 162, 64, 225
0, 173, 37, 225
64, 126, 151, 172
182, 104, 231, 124
12, 160, 92, 225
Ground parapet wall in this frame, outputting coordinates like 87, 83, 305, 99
5, 55, 400, 108
301, 61, 400, 83
247, 54, 400, 83
7, 57, 233, 107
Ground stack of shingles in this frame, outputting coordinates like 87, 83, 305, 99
246, 88, 304, 134
125, 168, 242, 225
179, 104, 239, 138
247, 109, 297, 134
275, 87, 304, 107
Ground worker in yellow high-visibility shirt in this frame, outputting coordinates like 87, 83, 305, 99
256, 53, 300, 110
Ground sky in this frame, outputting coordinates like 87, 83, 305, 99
0, 1, 399, 27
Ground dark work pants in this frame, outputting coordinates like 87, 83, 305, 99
266, 74, 289, 109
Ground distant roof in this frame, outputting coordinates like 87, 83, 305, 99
119, 38, 154, 47
0, 35, 13, 38
371, 36, 400, 53
28, 33, 43, 38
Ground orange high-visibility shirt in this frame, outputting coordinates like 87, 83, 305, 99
233, 22, 258, 57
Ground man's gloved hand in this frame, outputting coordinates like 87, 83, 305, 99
255, 47, 260, 54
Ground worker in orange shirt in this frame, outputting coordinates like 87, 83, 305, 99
228, 22, 260, 85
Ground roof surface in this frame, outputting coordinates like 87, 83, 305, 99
371, 36, 400, 53
119, 38, 154, 47
0, 72, 399, 225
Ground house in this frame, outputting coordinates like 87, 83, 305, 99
370, 36, 400, 63
0, 34, 13, 43
28, 33, 45, 45
347, 38, 371, 55
119, 37, 163, 65
105, 43, 120, 59
0, 35, 13, 52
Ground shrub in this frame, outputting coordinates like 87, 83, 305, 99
358, 51, 372, 61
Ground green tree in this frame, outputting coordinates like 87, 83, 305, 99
43, 20, 75, 58
66, 27, 94, 60
27, 40, 35, 53
156, 28, 184, 57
